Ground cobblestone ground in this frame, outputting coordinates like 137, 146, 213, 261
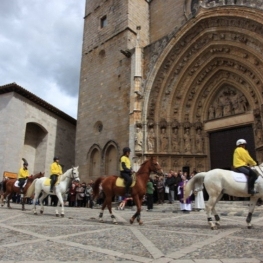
0, 201, 263, 263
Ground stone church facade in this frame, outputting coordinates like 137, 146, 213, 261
76, 0, 263, 180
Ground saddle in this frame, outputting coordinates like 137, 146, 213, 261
44, 177, 61, 186
116, 173, 136, 188
14, 180, 27, 188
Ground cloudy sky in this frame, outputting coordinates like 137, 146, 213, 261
0, 0, 86, 118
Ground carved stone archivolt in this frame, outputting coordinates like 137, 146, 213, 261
142, 7, 263, 171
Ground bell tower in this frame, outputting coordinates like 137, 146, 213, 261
76, 0, 150, 180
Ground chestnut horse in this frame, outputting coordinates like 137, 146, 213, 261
1, 172, 44, 210
93, 157, 163, 225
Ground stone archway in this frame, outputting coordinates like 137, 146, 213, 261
24, 122, 47, 174
89, 147, 101, 179
143, 6, 263, 171
104, 143, 118, 175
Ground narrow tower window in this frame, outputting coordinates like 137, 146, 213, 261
100, 16, 107, 28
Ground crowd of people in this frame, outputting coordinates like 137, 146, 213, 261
143, 170, 205, 213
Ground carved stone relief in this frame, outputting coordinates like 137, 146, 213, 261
207, 86, 249, 120
254, 108, 263, 146
183, 128, 192, 154
146, 120, 156, 152
134, 123, 143, 153
159, 119, 168, 152
195, 128, 204, 154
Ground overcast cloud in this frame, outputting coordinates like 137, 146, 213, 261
0, 0, 86, 118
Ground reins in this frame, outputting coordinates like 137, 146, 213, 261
255, 165, 263, 178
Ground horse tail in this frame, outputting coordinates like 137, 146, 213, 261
184, 172, 206, 199
2, 179, 7, 192
92, 177, 105, 199
25, 179, 37, 198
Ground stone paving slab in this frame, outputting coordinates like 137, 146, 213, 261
0, 202, 262, 263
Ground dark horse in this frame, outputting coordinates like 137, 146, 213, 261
1, 172, 44, 210
93, 157, 163, 224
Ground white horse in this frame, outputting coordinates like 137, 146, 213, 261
26, 166, 80, 217
184, 164, 263, 229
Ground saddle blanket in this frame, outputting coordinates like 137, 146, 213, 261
14, 180, 27, 188
44, 178, 60, 186
231, 171, 259, 183
116, 177, 136, 188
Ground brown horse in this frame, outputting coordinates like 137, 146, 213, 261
92, 157, 163, 225
1, 172, 44, 210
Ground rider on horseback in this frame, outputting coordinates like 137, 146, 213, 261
50, 156, 63, 193
18, 158, 29, 193
233, 139, 258, 195
120, 147, 133, 197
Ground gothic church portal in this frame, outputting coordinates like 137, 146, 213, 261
76, 0, 263, 181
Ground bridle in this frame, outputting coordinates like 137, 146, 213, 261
152, 161, 164, 176
70, 167, 80, 181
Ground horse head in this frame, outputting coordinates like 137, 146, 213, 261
71, 166, 80, 182
148, 157, 164, 176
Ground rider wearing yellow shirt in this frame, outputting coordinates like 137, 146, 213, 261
18, 159, 29, 193
50, 156, 63, 192
233, 139, 258, 195
120, 147, 133, 197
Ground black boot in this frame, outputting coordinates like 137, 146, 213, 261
125, 186, 131, 198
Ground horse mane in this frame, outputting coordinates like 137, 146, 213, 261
59, 168, 71, 182
136, 157, 156, 176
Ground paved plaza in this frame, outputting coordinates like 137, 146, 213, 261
0, 201, 263, 263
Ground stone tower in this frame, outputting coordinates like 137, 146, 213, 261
77, 0, 263, 181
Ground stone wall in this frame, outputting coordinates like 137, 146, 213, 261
0, 91, 76, 178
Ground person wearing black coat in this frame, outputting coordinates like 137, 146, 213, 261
165, 172, 176, 204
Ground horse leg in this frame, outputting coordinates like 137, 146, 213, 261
32, 194, 38, 215
246, 197, 257, 229
21, 195, 26, 211
56, 193, 64, 217
206, 195, 219, 230
2, 193, 8, 207
130, 195, 143, 225
212, 192, 223, 228
99, 199, 107, 223
38, 192, 48, 214
105, 195, 117, 224
0, 194, 4, 207
6, 193, 12, 209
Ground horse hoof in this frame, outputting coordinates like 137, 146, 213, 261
130, 219, 134, 224
211, 226, 217, 230
138, 221, 143, 225
61, 214, 64, 217
56, 214, 59, 217
40, 211, 43, 214
34, 213, 38, 215
247, 225, 252, 229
